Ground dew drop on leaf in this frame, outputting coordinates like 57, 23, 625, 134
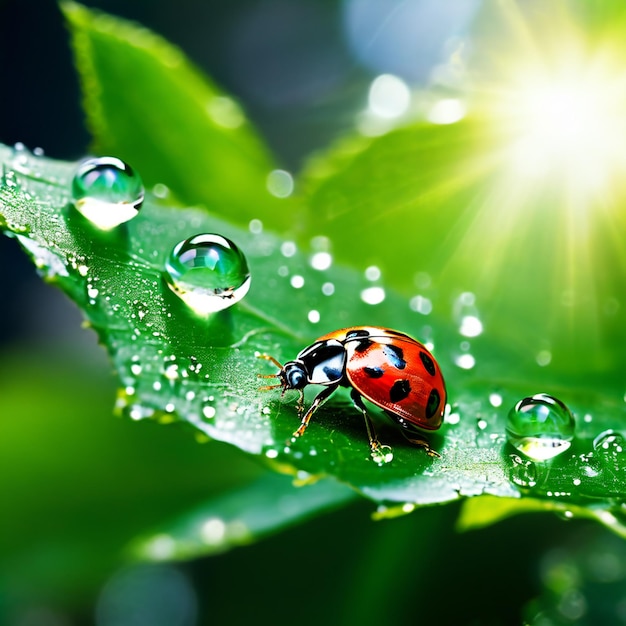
164, 233, 251, 314
71, 156, 144, 229
505, 393, 575, 461
593, 430, 625, 458
371, 444, 394, 465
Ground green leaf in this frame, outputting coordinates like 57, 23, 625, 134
131, 473, 357, 561
2, 143, 626, 532
61, 1, 286, 229
3, 0, 626, 547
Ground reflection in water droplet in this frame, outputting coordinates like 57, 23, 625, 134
164, 233, 251, 314
72, 156, 144, 229
371, 444, 394, 465
506, 393, 575, 461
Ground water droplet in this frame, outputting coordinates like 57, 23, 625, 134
371, 444, 394, 465
365, 265, 381, 281
308, 310, 320, 323
248, 218, 263, 234
536, 349, 552, 367
427, 98, 466, 124
593, 430, 625, 454
489, 392, 503, 408
202, 406, 216, 420
290, 275, 305, 289
454, 353, 475, 369
280, 241, 297, 257
321, 282, 335, 296
360, 286, 385, 305
310, 251, 332, 271
506, 393, 575, 461
266, 169, 294, 197
72, 156, 144, 229
509, 454, 538, 487
409, 295, 432, 315
164, 233, 251, 314
368, 74, 411, 119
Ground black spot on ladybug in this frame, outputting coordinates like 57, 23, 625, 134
425, 389, 441, 419
419, 351, 436, 376
383, 344, 406, 369
363, 366, 384, 378
389, 379, 411, 403
346, 329, 370, 339
354, 339, 373, 353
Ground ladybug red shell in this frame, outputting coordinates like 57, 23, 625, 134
259, 326, 447, 459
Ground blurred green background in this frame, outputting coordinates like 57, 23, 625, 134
2, 1, 626, 625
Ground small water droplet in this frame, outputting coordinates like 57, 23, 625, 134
164, 233, 251, 314
593, 429, 625, 454
371, 444, 393, 465
248, 218, 263, 234
72, 156, 144, 229
308, 309, 320, 323
152, 182, 169, 199
321, 282, 335, 296
489, 392, 503, 407
266, 169, 294, 198
409, 294, 432, 315
536, 349, 552, 367
361, 286, 385, 305
506, 393, 575, 461
454, 353, 475, 369
365, 265, 381, 281
509, 454, 538, 487
202, 406, 216, 419
290, 275, 305, 289
310, 251, 332, 271
280, 241, 297, 257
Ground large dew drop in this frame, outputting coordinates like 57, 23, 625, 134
72, 156, 144, 229
505, 393, 575, 461
164, 233, 251, 314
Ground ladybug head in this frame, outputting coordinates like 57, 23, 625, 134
280, 360, 308, 390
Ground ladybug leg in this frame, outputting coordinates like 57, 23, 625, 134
400, 429, 441, 458
292, 383, 339, 439
349, 390, 387, 459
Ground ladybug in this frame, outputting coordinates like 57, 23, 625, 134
259, 326, 446, 459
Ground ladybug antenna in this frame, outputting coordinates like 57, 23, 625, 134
257, 353, 285, 391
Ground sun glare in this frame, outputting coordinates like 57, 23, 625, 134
506, 74, 626, 192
